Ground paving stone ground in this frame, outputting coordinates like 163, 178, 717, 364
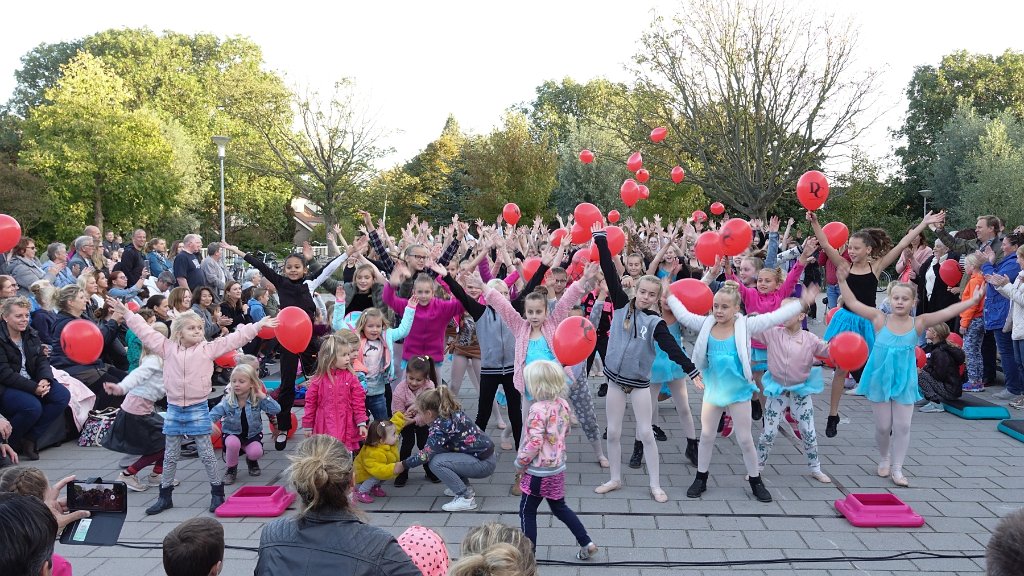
36, 309, 1022, 575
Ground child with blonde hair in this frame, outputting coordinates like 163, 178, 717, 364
210, 364, 281, 484
515, 361, 597, 561
336, 301, 414, 422
353, 412, 406, 503
959, 253, 987, 392
302, 332, 368, 452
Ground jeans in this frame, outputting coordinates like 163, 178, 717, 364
1015, 339, 1024, 393
365, 394, 388, 423
428, 452, 496, 497
994, 331, 1024, 394
0, 383, 70, 445
826, 283, 841, 310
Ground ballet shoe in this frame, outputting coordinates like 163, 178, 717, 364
650, 487, 669, 503
594, 480, 622, 494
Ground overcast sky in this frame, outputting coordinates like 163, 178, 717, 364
2, 0, 1021, 169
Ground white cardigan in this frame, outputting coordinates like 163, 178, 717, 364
666, 296, 803, 383
996, 272, 1024, 340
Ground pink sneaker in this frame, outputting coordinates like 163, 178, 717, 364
370, 485, 387, 498
784, 409, 802, 440
354, 491, 374, 504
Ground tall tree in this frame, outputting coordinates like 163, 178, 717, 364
631, 0, 880, 218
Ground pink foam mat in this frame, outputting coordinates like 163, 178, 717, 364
834, 493, 924, 528
215, 485, 296, 518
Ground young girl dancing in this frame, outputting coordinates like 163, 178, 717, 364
754, 298, 832, 484
209, 364, 281, 484
302, 333, 368, 453
667, 280, 818, 502
391, 356, 440, 486
591, 224, 702, 503
809, 210, 945, 437
838, 268, 979, 486
646, 285, 698, 468
107, 297, 276, 515
515, 360, 598, 561
353, 412, 406, 503
566, 303, 609, 468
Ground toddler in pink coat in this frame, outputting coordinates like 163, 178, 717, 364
302, 332, 368, 452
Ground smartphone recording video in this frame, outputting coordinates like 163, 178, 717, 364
68, 481, 127, 513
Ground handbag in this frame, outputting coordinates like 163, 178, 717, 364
78, 408, 119, 447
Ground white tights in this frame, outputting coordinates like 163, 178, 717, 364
451, 354, 505, 427
871, 401, 914, 476
606, 385, 660, 489
697, 400, 759, 477
648, 379, 696, 440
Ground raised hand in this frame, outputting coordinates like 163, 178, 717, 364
768, 216, 780, 233
799, 283, 821, 308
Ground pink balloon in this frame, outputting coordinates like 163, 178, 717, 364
627, 152, 643, 172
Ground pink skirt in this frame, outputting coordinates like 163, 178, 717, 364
520, 471, 566, 500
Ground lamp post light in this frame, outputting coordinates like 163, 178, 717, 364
212, 135, 231, 242
918, 189, 933, 218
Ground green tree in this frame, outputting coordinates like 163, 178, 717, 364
821, 152, 912, 239
0, 162, 53, 237
956, 117, 1024, 229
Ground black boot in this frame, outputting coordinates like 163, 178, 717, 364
685, 438, 699, 467
145, 485, 174, 515
628, 440, 644, 469
20, 438, 39, 461
751, 399, 763, 422
652, 425, 667, 442
598, 383, 608, 397
394, 471, 409, 487
825, 415, 840, 438
209, 483, 226, 513
247, 459, 261, 477
223, 466, 237, 485
687, 471, 708, 498
749, 475, 773, 502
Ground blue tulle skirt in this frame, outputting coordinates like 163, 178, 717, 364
762, 367, 825, 397
824, 308, 876, 351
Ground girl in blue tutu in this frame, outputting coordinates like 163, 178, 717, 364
808, 210, 945, 438
837, 266, 980, 487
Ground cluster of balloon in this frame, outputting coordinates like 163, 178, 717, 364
720, 218, 754, 256
61, 319, 103, 364
939, 259, 963, 287
710, 202, 725, 216
692, 210, 707, 223
607, 210, 621, 223
553, 316, 598, 366
650, 126, 668, 143
915, 347, 927, 369
620, 179, 640, 207
797, 170, 829, 211
276, 307, 312, 354
0, 214, 22, 253
579, 149, 595, 164
694, 231, 724, 267
522, 257, 543, 282
626, 152, 643, 172
671, 166, 685, 184
589, 226, 626, 261
635, 169, 650, 184
570, 223, 591, 244
214, 352, 237, 369
270, 412, 299, 439
126, 301, 140, 313
550, 228, 568, 247
822, 222, 849, 249
669, 278, 714, 315
829, 332, 869, 371
502, 203, 521, 226
574, 202, 603, 228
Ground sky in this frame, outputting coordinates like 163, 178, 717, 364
2, 0, 1023, 170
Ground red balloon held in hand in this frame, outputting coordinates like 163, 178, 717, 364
710, 202, 725, 216
570, 223, 591, 245
522, 257, 543, 282
0, 214, 22, 253
627, 152, 643, 172
650, 126, 668, 143
822, 222, 849, 249
126, 301, 140, 312
694, 231, 724, 267
579, 149, 595, 164
550, 228, 568, 247
829, 332, 869, 371
502, 203, 521, 226
61, 319, 103, 365
276, 306, 313, 354
258, 324, 276, 340
669, 278, 714, 315
719, 218, 753, 256
692, 210, 707, 223
620, 179, 640, 207
797, 170, 829, 211
553, 316, 598, 366
915, 346, 927, 369
671, 166, 685, 184
606, 226, 626, 255
635, 169, 650, 184
939, 259, 963, 287
607, 210, 620, 223
947, 333, 963, 347
211, 422, 223, 449
574, 202, 603, 228
215, 351, 237, 369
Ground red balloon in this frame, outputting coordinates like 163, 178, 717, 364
277, 306, 313, 354
579, 149, 594, 164
650, 127, 668, 143
522, 257, 542, 282
574, 202, 603, 228
947, 333, 963, 347
939, 259, 963, 287
570, 223, 592, 245
915, 346, 927, 369
669, 278, 714, 315
822, 222, 849, 249
720, 218, 753, 256
0, 214, 22, 253
620, 179, 640, 207
588, 243, 601, 262
638, 185, 649, 199
502, 203, 521, 226
211, 422, 223, 449
553, 316, 598, 367
825, 306, 839, 326
269, 412, 299, 439
635, 169, 650, 184
606, 226, 626, 256
607, 210, 620, 223
815, 355, 836, 369
710, 202, 725, 216
627, 152, 643, 172
829, 332, 869, 372
692, 210, 707, 223
258, 324, 276, 340
61, 319, 103, 365
215, 351, 237, 369
671, 166, 685, 184
126, 301, 140, 312
550, 228, 568, 247
797, 170, 829, 211
694, 232, 724, 267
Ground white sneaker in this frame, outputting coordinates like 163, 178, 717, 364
918, 402, 944, 413
441, 495, 477, 512
146, 473, 180, 487
118, 472, 149, 492
991, 389, 1016, 400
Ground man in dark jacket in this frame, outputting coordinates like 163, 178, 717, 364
114, 228, 148, 286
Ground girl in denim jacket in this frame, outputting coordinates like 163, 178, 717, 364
210, 364, 281, 484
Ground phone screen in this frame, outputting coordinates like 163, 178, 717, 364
68, 482, 127, 513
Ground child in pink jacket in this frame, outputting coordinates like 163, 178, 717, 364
381, 261, 463, 376
302, 332, 368, 452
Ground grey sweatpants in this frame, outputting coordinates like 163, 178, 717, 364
428, 452, 497, 497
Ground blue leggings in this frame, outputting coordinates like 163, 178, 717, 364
519, 474, 591, 551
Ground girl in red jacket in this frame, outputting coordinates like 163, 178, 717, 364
302, 332, 368, 453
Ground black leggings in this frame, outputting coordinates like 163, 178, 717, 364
276, 337, 319, 431
477, 372, 522, 448
399, 425, 438, 480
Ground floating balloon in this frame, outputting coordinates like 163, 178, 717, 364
607, 210, 620, 223
720, 218, 753, 256
825, 306, 839, 326
269, 412, 299, 439
692, 210, 707, 223
550, 228, 568, 247
570, 223, 591, 245
126, 301, 140, 312
553, 316, 598, 367
797, 170, 829, 211
650, 126, 668, 143
947, 333, 963, 348
502, 203, 521, 226
522, 257, 543, 282
822, 222, 849, 249
635, 169, 650, 184
620, 179, 640, 207
215, 351, 237, 369
671, 166, 685, 184
579, 149, 594, 164
0, 214, 22, 253
277, 306, 313, 354
915, 346, 927, 369
710, 202, 725, 216
669, 278, 714, 315
939, 259, 963, 287
61, 319, 103, 365
606, 226, 626, 256
258, 324, 276, 340
829, 332, 869, 371
627, 152, 643, 172
638, 185, 649, 199
694, 231, 724, 267
574, 202, 603, 228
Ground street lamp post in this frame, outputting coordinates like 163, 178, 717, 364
212, 136, 231, 242
918, 189, 933, 218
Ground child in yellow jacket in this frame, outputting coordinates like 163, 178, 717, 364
353, 412, 406, 503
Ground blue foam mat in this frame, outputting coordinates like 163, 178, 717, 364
997, 419, 1024, 442
942, 394, 1011, 420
